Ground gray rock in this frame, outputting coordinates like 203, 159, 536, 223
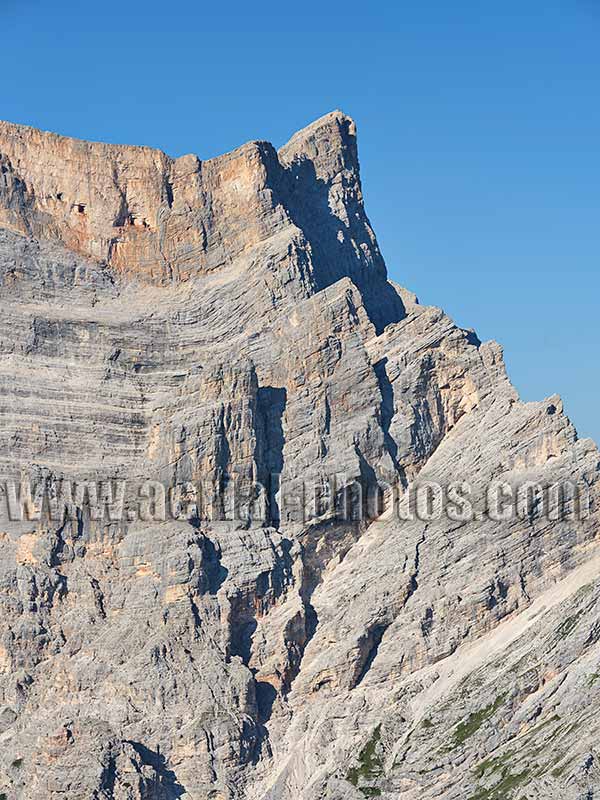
0, 111, 597, 799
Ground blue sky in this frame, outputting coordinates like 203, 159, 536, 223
3, 0, 599, 443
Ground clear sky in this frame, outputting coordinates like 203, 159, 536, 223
3, 0, 599, 443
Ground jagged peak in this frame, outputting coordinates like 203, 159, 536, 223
280, 110, 355, 151
278, 110, 359, 181
0, 111, 357, 170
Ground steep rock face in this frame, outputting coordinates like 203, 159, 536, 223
0, 113, 401, 329
0, 113, 598, 800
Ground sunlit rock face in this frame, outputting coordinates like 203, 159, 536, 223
0, 112, 598, 800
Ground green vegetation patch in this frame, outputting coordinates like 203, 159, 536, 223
347, 724, 384, 798
452, 692, 508, 747
550, 759, 571, 779
556, 611, 584, 639
473, 751, 514, 780
468, 766, 531, 800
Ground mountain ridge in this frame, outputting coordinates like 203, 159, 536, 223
0, 113, 598, 800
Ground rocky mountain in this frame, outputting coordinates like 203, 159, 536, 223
0, 111, 598, 800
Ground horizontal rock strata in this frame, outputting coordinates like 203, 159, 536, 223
0, 112, 598, 799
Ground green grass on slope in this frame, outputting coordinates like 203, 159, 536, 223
468, 767, 531, 800
452, 692, 508, 748
347, 724, 384, 797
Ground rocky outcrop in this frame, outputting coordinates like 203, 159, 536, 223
0, 112, 598, 799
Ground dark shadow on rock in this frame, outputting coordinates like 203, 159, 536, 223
228, 613, 258, 666
125, 741, 186, 799
273, 155, 406, 335
200, 535, 229, 595
99, 751, 117, 797
256, 386, 287, 526
464, 328, 482, 348
353, 622, 391, 687
255, 680, 278, 723
373, 357, 406, 483
271, 537, 295, 598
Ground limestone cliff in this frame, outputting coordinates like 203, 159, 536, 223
0, 112, 598, 800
